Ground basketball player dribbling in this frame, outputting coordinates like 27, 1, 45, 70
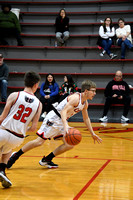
0, 71, 42, 188
7, 80, 102, 170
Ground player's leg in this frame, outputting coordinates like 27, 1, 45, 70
39, 136, 74, 168
7, 137, 45, 168
0, 151, 12, 188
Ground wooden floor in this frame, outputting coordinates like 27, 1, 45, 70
0, 122, 133, 200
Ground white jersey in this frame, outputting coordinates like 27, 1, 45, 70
1, 91, 40, 136
48, 92, 85, 121
37, 93, 85, 139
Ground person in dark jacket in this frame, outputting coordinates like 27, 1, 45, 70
0, 3, 23, 46
0, 54, 9, 102
99, 70, 131, 123
40, 73, 59, 118
58, 74, 78, 103
55, 9, 69, 46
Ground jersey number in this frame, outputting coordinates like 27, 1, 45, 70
13, 104, 32, 123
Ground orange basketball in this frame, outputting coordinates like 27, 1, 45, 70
65, 128, 82, 145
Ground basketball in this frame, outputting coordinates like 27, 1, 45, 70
65, 128, 82, 145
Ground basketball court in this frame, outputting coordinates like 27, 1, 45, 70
0, 122, 133, 200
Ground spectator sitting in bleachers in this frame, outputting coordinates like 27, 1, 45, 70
99, 70, 131, 123
40, 73, 59, 119
0, 53, 9, 102
55, 9, 69, 46
58, 74, 78, 103
97, 17, 117, 59
116, 18, 133, 59
0, 3, 23, 46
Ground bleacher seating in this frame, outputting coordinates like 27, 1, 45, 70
0, 0, 133, 122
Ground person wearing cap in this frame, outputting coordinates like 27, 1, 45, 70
0, 54, 9, 102
0, 3, 23, 46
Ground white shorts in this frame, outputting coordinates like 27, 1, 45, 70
37, 114, 66, 140
0, 128, 24, 156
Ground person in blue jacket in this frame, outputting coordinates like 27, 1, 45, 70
40, 73, 59, 118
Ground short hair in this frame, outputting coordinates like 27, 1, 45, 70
1, 4, 12, 11
81, 80, 96, 92
24, 71, 41, 87
118, 18, 125, 23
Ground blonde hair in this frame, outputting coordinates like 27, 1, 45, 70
81, 80, 96, 92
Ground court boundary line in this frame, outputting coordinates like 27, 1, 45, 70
22, 155, 133, 162
73, 159, 111, 200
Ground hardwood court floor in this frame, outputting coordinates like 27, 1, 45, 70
0, 122, 133, 200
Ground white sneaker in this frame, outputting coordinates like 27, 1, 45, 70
0, 172, 12, 188
99, 116, 108, 122
100, 50, 105, 57
121, 115, 129, 123
110, 53, 117, 59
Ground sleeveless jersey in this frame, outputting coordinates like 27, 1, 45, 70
1, 91, 40, 136
48, 93, 85, 121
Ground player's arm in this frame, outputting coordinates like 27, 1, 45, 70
27, 102, 42, 132
0, 92, 18, 124
82, 101, 102, 144
60, 94, 79, 133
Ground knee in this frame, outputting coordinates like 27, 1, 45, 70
1, 80, 8, 85
64, 32, 69, 38
56, 33, 61, 39
33, 137, 45, 147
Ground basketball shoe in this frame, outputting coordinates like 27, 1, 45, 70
7, 152, 19, 169
0, 171, 12, 188
39, 156, 58, 169
99, 116, 108, 122
121, 115, 129, 123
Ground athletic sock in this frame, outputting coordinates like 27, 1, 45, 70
0, 163, 7, 172
16, 149, 24, 157
45, 152, 55, 161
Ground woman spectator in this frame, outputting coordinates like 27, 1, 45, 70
58, 74, 78, 103
116, 18, 133, 59
40, 73, 59, 118
98, 17, 117, 59
55, 9, 69, 46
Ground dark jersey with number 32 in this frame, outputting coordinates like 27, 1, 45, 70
1, 91, 40, 136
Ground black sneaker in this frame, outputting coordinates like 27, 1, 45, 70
110, 53, 117, 59
0, 171, 12, 188
39, 156, 58, 169
7, 152, 19, 169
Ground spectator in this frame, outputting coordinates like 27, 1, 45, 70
55, 9, 69, 46
99, 70, 131, 123
40, 73, 59, 118
0, 53, 9, 102
97, 17, 117, 59
0, 3, 23, 46
58, 74, 78, 103
116, 18, 133, 59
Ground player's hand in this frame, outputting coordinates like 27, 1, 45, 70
92, 133, 102, 144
